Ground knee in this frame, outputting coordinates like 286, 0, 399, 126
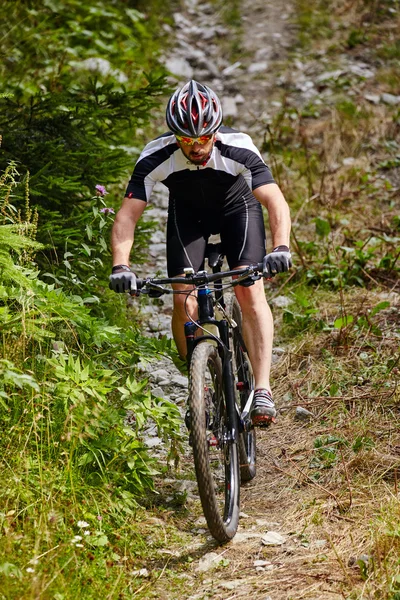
234, 280, 266, 309
173, 293, 197, 317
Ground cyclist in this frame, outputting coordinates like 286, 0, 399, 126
109, 80, 292, 426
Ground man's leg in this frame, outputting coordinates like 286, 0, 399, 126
221, 197, 276, 424
234, 279, 273, 392
166, 200, 207, 359
171, 282, 197, 359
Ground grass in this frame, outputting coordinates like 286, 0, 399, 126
2, 0, 400, 597
265, 0, 400, 576
0, 437, 199, 600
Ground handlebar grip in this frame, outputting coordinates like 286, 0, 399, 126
128, 277, 143, 296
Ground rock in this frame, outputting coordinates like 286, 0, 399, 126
234, 93, 245, 104
221, 97, 238, 118
271, 348, 285, 363
349, 64, 375, 78
219, 580, 242, 590
143, 436, 162, 448
381, 93, 400, 105
150, 230, 166, 244
248, 61, 269, 74
271, 295, 291, 308
150, 369, 171, 383
297, 80, 315, 92
131, 568, 150, 577
358, 554, 370, 564
364, 93, 380, 104
171, 374, 188, 388
149, 243, 166, 256
253, 560, 273, 567
197, 552, 225, 572
348, 554, 370, 568
255, 48, 272, 61
294, 406, 314, 422
261, 531, 286, 546
316, 69, 344, 83
173, 12, 192, 28
164, 56, 194, 79
176, 480, 197, 493
273, 346, 285, 355
76, 58, 128, 83
199, 27, 219, 41
231, 532, 263, 544
152, 386, 167, 399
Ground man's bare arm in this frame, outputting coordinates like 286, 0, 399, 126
111, 197, 147, 266
253, 183, 291, 249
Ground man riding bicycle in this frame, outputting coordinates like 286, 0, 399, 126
109, 80, 292, 427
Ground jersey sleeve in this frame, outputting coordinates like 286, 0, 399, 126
242, 150, 275, 191
124, 159, 157, 202
216, 131, 275, 191
124, 137, 178, 201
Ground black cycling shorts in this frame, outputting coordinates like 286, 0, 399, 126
166, 192, 266, 277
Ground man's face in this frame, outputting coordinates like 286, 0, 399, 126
176, 134, 215, 165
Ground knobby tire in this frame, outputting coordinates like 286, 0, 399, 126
225, 294, 257, 483
189, 341, 240, 543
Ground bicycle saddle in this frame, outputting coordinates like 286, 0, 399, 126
205, 242, 224, 269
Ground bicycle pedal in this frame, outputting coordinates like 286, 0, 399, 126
253, 415, 277, 428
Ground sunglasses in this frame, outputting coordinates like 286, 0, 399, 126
175, 134, 213, 146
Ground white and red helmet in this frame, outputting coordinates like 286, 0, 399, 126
166, 80, 223, 137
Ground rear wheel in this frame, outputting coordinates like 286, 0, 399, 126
225, 294, 257, 483
189, 341, 240, 543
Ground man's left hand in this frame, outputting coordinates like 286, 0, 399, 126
263, 245, 292, 277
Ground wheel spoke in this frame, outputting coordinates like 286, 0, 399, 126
189, 342, 240, 543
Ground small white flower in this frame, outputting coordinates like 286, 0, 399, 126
77, 520, 90, 528
75, 543, 84, 548
26, 567, 35, 573
84, 530, 91, 536
72, 535, 83, 543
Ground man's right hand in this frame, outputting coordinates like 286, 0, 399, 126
109, 265, 137, 293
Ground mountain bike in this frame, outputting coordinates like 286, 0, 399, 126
133, 244, 270, 543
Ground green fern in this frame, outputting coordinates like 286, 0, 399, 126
0, 225, 42, 287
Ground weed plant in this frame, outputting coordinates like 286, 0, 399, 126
0, 160, 182, 598
262, 1, 400, 596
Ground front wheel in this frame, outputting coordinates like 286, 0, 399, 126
189, 341, 240, 543
225, 294, 257, 483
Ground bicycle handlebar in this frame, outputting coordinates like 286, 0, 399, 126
133, 262, 265, 295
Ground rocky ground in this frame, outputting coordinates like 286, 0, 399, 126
128, 1, 380, 598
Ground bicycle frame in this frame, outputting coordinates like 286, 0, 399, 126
133, 253, 276, 542
185, 257, 240, 443
134, 253, 264, 434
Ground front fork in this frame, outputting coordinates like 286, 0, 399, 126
184, 318, 239, 444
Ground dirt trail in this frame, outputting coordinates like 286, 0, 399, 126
135, 2, 366, 598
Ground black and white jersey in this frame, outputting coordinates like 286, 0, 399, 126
125, 126, 275, 216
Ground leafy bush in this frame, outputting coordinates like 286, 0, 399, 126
0, 164, 181, 498
0, 0, 171, 257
